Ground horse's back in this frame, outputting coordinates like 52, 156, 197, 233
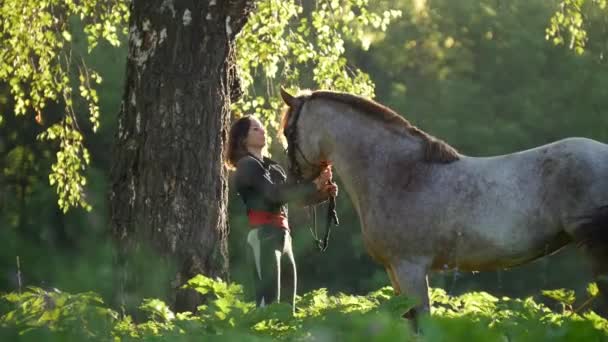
465, 137, 608, 229
546, 138, 608, 225
383, 137, 608, 270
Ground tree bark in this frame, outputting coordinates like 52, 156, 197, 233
110, 0, 254, 313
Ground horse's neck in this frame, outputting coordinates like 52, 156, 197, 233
322, 110, 424, 211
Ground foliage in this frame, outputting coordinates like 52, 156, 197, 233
234, 0, 401, 143
546, 0, 608, 55
1, 275, 607, 341
1, 0, 400, 212
0, 0, 128, 212
0, 286, 116, 340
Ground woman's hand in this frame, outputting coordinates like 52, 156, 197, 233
313, 166, 338, 198
322, 182, 338, 198
313, 166, 333, 190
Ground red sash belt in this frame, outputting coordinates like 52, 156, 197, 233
247, 209, 289, 230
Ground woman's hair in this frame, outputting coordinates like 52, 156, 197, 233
226, 115, 253, 169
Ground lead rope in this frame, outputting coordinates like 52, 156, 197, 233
319, 195, 339, 252
308, 188, 339, 252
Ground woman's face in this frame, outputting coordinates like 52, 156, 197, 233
245, 118, 266, 149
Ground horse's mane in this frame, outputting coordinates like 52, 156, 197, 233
280, 90, 460, 164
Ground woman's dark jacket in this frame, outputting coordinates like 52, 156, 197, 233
234, 154, 323, 217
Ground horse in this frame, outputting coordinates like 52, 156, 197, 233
278, 88, 608, 322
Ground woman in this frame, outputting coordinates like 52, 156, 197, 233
226, 115, 337, 309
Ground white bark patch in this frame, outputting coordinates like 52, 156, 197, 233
142, 19, 151, 32
160, 0, 176, 17
183, 9, 192, 26
118, 115, 125, 139
206, 13, 212, 20
170, 191, 186, 252
174, 88, 183, 116
129, 178, 136, 207
117, 101, 126, 139
225, 16, 232, 36
129, 24, 142, 49
130, 92, 136, 106
159, 28, 167, 44
170, 224, 180, 251
159, 103, 167, 128
210, 0, 216, 5
129, 22, 159, 68
135, 112, 141, 133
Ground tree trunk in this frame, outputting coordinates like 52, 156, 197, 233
110, 0, 254, 313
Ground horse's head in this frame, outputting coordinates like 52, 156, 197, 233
279, 87, 327, 182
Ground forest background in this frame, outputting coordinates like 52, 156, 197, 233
2, 0, 608, 326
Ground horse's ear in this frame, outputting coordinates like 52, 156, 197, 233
280, 87, 297, 107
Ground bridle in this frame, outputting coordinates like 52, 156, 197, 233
284, 100, 339, 252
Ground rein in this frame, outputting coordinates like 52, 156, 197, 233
284, 100, 339, 252
308, 195, 340, 252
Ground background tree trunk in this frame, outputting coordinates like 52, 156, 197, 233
110, 0, 254, 313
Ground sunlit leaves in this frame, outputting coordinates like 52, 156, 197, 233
182, 274, 254, 330
1, 286, 116, 338
546, 0, 588, 54
588, 282, 600, 297
542, 288, 576, 309
546, 0, 608, 54
2, 279, 608, 340
234, 0, 401, 145
38, 117, 92, 213
0, 0, 128, 212
139, 298, 175, 323
3, 0, 396, 212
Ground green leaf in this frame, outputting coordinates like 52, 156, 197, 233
542, 289, 576, 306
587, 283, 599, 297
61, 31, 72, 42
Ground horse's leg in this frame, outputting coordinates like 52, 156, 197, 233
579, 238, 608, 314
590, 255, 608, 315
385, 264, 401, 293
573, 206, 608, 315
391, 258, 431, 331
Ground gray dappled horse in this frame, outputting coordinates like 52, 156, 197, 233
279, 88, 608, 320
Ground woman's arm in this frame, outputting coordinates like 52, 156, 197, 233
294, 188, 330, 207
235, 157, 318, 204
